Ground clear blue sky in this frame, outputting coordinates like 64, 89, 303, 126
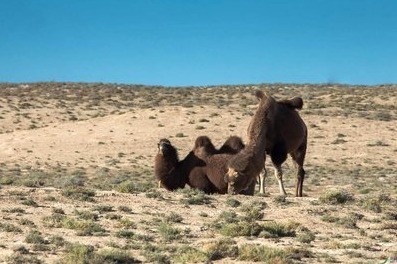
1, 0, 396, 86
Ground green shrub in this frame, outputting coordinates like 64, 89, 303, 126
140, 243, 170, 263
62, 187, 96, 202
241, 206, 264, 222
172, 246, 208, 263
219, 221, 262, 237
62, 217, 106, 236
165, 212, 183, 223
238, 244, 290, 263
118, 206, 132, 213
75, 210, 99, 221
42, 213, 66, 228
319, 189, 354, 205
93, 205, 114, 213
273, 195, 287, 204
96, 249, 140, 263
217, 211, 239, 224
58, 243, 95, 264
175, 132, 186, 138
116, 229, 135, 239
0, 222, 22, 233
180, 189, 212, 205
361, 197, 382, 213
260, 221, 297, 238
21, 199, 39, 207
118, 218, 137, 229
115, 181, 140, 194
145, 189, 164, 200
225, 198, 241, 208
19, 218, 36, 227
0, 176, 14, 185
204, 238, 238, 261
6, 253, 43, 264
49, 235, 66, 248
25, 230, 47, 244
297, 230, 316, 244
157, 222, 182, 241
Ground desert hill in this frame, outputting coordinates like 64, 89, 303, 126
0, 82, 396, 263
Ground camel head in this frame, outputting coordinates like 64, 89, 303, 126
224, 167, 254, 195
157, 138, 178, 161
157, 138, 172, 153
224, 153, 257, 195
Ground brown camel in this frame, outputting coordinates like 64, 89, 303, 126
256, 96, 307, 197
224, 90, 273, 195
154, 135, 255, 194
154, 138, 187, 191
225, 91, 307, 197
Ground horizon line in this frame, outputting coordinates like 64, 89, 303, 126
1, 80, 396, 88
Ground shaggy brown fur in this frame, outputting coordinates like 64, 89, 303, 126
154, 136, 255, 194
154, 138, 188, 191
225, 90, 274, 194
193, 136, 218, 159
259, 96, 307, 197
189, 135, 255, 195
218, 136, 246, 154
278, 97, 303, 110
226, 92, 308, 197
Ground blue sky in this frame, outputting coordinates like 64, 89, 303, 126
1, 0, 396, 86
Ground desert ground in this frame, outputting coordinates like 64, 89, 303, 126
0, 82, 396, 263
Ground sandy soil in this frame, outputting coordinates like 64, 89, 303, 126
0, 83, 396, 263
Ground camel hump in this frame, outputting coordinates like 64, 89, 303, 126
194, 136, 215, 150
278, 97, 304, 110
218, 136, 245, 154
193, 136, 217, 156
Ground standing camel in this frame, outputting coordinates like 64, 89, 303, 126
225, 90, 272, 195
257, 96, 307, 197
225, 91, 307, 197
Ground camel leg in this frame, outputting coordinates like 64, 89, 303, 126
274, 165, 287, 195
290, 142, 307, 197
258, 168, 267, 194
296, 167, 305, 197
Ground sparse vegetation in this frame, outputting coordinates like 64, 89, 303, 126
225, 197, 241, 207
238, 244, 290, 263
319, 189, 355, 204
0, 83, 396, 263
179, 189, 212, 205
157, 222, 182, 241
62, 187, 96, 202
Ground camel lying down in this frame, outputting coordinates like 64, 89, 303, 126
154, 136, 255, 195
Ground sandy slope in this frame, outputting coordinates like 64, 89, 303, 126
0, 84, 396, 263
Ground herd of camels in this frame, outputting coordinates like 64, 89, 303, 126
154, 90, 308, 197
